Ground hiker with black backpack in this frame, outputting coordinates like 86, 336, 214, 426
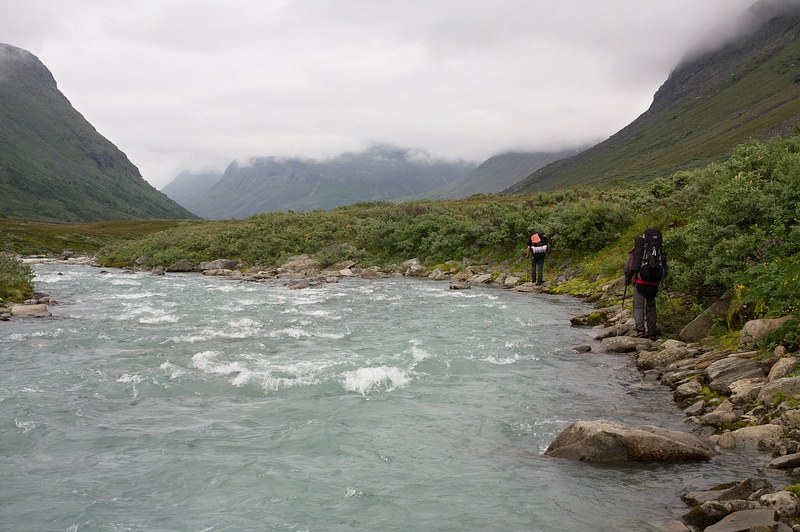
524, 230, 548, 285
624, 228, 668, 339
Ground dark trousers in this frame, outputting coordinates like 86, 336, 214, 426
633, 283, 658, 334
531, 255, 545, 284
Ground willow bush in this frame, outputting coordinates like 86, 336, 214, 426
0, 252, 34, 302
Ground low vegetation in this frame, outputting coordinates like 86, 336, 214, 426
3, 134, 800, 346
0, 252, 33, 302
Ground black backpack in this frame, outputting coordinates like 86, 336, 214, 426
633, 228, 665, 283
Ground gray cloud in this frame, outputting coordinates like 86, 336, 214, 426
0, 0, 756, 188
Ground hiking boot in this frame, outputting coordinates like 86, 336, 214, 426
631, 330, 646, 338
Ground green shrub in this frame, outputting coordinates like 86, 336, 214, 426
0, 252, 34, 302
759, 318, 800, 354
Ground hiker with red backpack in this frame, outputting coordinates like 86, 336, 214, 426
624, 228, 668, 339
525, 230, 548, 286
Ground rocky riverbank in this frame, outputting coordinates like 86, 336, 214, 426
7, 253, 800, 530
570, 299, 800, 531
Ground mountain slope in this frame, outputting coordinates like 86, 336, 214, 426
417, 148, 581, 200
507, 0, 800, 194
160, 171, 222, 214
0, 44, 197, 222
188, 145, 476, 219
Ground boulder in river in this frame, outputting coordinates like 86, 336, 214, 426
544, 419, 716, 462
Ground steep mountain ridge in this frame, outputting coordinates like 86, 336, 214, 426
507, 0, 800, 193
0, 43, 196, 222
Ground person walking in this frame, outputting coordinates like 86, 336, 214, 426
525, 230, 548, 286
624, 228, 668, 339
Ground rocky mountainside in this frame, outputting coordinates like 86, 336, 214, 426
507, 0, 800, 194
181, 145, 476, 219
0, 43, 196, 222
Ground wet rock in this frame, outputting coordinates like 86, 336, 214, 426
702, 508, 780, 532
715, 424, 784, 451
10, 303, 51, 317
768, 452, 800, 469
543, 420, 715, 462
682, 478, 774, 507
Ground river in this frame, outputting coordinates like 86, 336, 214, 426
0, 264, 761, 531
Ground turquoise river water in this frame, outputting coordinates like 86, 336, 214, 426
0, 264, 763, 531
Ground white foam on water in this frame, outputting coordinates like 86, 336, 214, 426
140, 313, 179, 324
166, 333, 211, 344
315, 331, 346, 340
482, 354, 521, 365
269, 327, 311, 339
191, 351, 248, 376
410, 342, 433, 362
160, 361, 187, 380
117, 373, 143, 384
229, 317, 259, 328
15, 417, 39, 433
110, 278, 141, 286
299, 309, 331, 317
207, 284, 238, 293
342, 366, 411, 395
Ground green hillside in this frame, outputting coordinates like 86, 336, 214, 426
507, 2, 800, 193
0, 44, 197, 222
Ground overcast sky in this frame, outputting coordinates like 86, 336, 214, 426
2, 0, 758, 189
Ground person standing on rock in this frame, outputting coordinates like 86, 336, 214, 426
624, 228, 668, 339
525, 230, 548, 286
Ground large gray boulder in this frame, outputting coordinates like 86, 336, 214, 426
10, 303, 50, 317
277, 255, 319, 276
199, 258, 243, 271
715, 424, 784, 451
740, 315, 797, 347
166, 259, 197, 272
543, 420, 715, 461
679, 290, 732, 343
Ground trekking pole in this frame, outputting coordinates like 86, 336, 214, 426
617, 283, 628, 337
